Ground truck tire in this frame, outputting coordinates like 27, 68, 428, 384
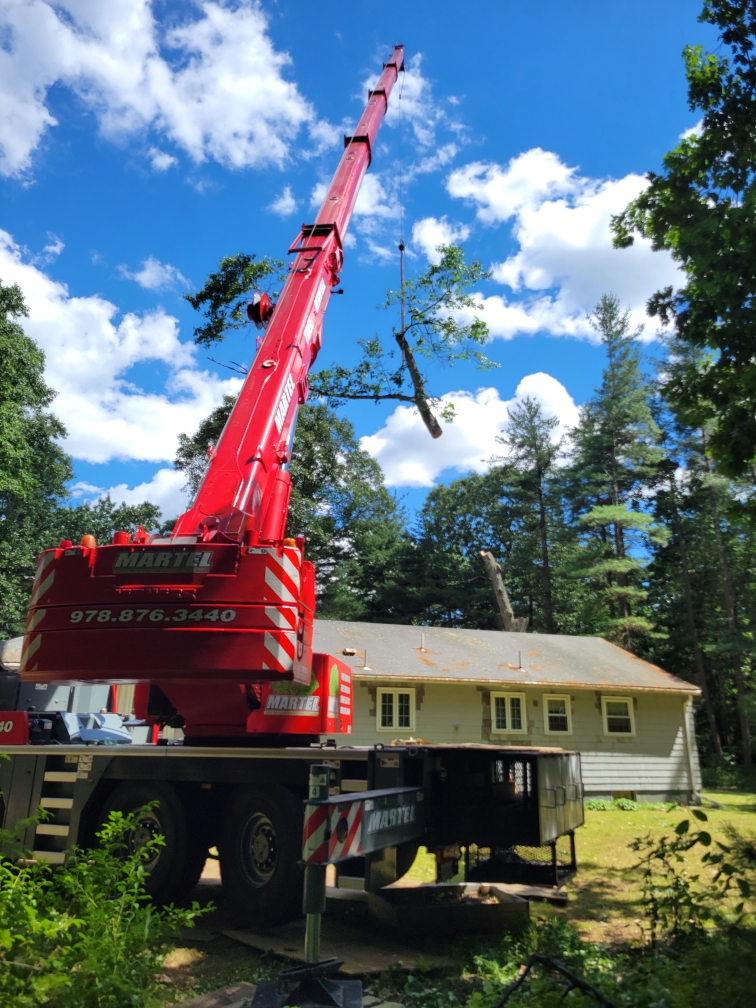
97, 781, 208, 906
396, 839, 419, 879
218, 784, 304, 927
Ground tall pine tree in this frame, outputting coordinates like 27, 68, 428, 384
565, 295, 666, 650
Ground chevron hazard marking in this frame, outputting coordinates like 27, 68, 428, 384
263, 632, 294, 671
264, 606, 297, 629
264, 567, 295, 604
20, 633, 42, 672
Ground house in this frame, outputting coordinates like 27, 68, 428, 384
312, 620, 702, 804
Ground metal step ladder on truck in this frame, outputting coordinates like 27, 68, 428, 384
0, 45, 585, 927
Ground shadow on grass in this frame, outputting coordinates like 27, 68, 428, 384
565, 860, 644, 922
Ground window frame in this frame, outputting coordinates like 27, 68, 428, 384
601, 695, 635, 737
543, 693, 572, 735
490, 692, 528, 734
376, 687, 416, 732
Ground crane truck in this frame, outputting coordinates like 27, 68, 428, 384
0, 46, 584, 927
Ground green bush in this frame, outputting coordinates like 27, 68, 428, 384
584, 798, 642, 811
0, 807, 207, 1007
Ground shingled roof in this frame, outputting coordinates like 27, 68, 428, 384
312, 621, 698, 695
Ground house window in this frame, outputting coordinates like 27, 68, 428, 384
491, 693, 527, 733
602, 696, 635, 736
543, 694, 572, 734
377, 688, 415, 731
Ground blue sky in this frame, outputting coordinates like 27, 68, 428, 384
0, 1, 715, 521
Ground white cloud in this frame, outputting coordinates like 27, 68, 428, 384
268, 185, 297, 216
310, 182, 327, 209
101, 467, 190, 519
361, 374, 578, 488
0, 229, 241, 464
119, 255, 190, 291
446, 148, 682, 340
0, 1, 320, 177
412, 216, 470, 262
353, 173, 396, 218
148, 147, 177, 171
679, 121, 703, 140
372, 54, 449, 149
30, 232, 65, 265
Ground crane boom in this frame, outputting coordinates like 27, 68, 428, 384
173, 45, 404, 543
19, 47, 404, 745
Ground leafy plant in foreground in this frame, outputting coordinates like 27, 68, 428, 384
630, 809, 755, 942
0, 806, 207, 1007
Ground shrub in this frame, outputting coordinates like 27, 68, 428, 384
584, 798, 641, 811
0, 807, 207, 1007
630, 810, 755, 941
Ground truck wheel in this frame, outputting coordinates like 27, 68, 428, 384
98, 781, 207, 906
396, 839, 420, 879
218, 785, 304, 927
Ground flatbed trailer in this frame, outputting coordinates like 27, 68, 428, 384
0, 740, 584, 925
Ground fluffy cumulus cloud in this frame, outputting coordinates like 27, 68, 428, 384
0, 0, 325, 177
103, 468, 190, 519
376, 53, 456, 149
412, 215, 470, 262
361, 373, 578, 488
0, 230, 241, 465
447, 148, 682, 341
148, 147, 177, 171
268, 184, 297, 216
118, 255, 190, 291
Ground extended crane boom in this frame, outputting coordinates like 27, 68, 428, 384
19, 47, 404, 744
174, 45, 404, 543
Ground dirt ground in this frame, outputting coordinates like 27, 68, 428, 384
160, 790, 756, 1002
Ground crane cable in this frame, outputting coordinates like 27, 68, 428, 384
396, 67, 406, 355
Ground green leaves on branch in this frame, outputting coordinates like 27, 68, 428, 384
184, 253, 284, 348
611, 1, 756, 476
307, 244, 496, 438
0, 805, 207, 1007
631, 809, 756, 941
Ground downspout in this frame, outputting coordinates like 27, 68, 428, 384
682, 697, 698, 805
682, 697, 723, 807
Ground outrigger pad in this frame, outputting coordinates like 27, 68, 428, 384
251, 959, 363, 1008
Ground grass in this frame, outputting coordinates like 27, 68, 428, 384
162, 791, 756, 1002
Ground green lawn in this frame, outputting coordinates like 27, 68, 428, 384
551, 791, 756, 941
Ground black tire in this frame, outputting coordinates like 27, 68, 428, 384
396, 839, 420, 880
218, 784, 304, 927
97, 781, 208, 906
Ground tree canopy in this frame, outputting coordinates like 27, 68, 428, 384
612, 0, 756, 476
185, 244, 495, 439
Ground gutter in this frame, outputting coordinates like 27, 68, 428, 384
349, 672, 700, 695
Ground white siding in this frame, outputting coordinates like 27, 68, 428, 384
340, 680, 700, 798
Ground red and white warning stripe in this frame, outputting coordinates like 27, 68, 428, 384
302, 802, 329, 863
262, 631, 295, 673
263, 548, 301, 605
328, 802, 362, 861
302, 798, 364, 864
29, 551, 56, 609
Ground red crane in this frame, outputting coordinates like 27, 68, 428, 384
19, 46, 405, 743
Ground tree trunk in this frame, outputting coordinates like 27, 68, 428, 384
536, 481, 555, 633
394, 332, 442, 438
479, 551, 528, 632
707, 486, 751, 766
670, 497, 723, 756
